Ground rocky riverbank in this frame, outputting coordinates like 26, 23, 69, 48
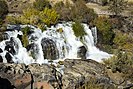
0, 59, 133, 89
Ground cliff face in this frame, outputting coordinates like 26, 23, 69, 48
0, 59, 133, 89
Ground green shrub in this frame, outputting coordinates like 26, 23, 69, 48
22, 34, 29, 47
22, 26, 31, 34
19, 8, 40, 25
93, 16, 114, 44
113, 31, 128, 48
33, 0, 51, 11
39, 7, 59, 26
113, 31, 133, 51
21, 27, 30, 47
103, 51, 133, 82
8, 7, 59, 30
72, 21, 86, 37
103, 50, 133, 73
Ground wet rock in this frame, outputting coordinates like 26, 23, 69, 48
0, 77, 15, 89
5, 37, 19, 55
0, 55, 3, 62
0, 48, 3, 53
0, 32, 9, 42
7, 25, 21, 31
26, 43, 39, 60
41, 38, 59, 60
77, 46, 87, 59
5, 52, 13, 63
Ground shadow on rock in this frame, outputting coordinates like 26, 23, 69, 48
0, 77, 15, 89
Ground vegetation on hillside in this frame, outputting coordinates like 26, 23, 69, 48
108, 0, 127, 16
54, 0, 97, 23
0, 0, 8, 25
93, 16, 114, 44
103, 50, 133, 82
33, 0, 51, 11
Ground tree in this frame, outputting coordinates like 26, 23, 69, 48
108, 0, 127, 16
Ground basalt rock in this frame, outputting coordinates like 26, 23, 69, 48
77, 46, 87, 59
41, 38, 59, 60
0, 59, 133, 89
0, 32, 9, 42
5, 37, 19, 55
26, 43, 39, 60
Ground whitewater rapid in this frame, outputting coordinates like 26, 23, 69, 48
0, 22, 111, 64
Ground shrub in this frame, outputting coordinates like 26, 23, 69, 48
113, 31, 128, 48
103, 50, 133, 73
22, 34, 29, 47
19, 8, 40, 25
33, 0, 51, 11
93, 16, 114, 44
5, 16, 21, 24
8, 7, 59, 30
113, 31, 133, 51
39, 7, 59, 26
72, 21, 86, 37
70, 0, 97, 23
53, 1, 71, 21
21, 27, 30, 47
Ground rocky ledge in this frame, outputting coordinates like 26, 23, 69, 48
0, 59, 133, 89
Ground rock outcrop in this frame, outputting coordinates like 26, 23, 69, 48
0, 59, 133, 89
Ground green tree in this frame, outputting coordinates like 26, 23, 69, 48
108, 0, 127, 16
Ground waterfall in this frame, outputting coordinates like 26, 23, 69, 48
0, 22, 111, 64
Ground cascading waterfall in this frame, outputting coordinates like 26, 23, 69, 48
0, 22, 111, 64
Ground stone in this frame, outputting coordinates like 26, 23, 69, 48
34, 81, 54, 89
0, 55, 3, 62
41, 38, 59, 60
5, 52, 14, 63
77, 46, 87, 59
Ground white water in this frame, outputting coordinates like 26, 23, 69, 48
0, 22, 111, 64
